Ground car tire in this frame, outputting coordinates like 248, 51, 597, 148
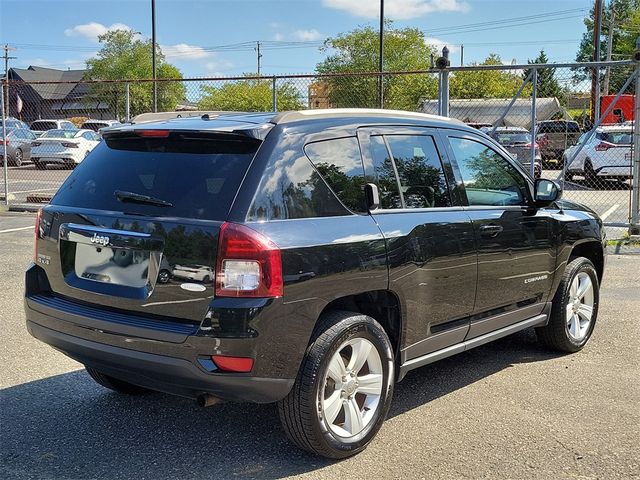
202, 275, 211, 284
536, 257, 599, 353
86, 367, 151, 395
278, 310, 395, 459
158, 269, 171, 284
14, 148, 23, 167
584, 160, 598, 188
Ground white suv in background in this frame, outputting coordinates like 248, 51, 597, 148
563, 126, 633, 186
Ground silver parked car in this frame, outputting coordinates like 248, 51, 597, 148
0, 128, 38, 166
487, 127, 542, 178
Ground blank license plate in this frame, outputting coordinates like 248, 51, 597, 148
75, 243, 150, 288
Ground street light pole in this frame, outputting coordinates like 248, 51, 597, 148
378, 0, 384, 109
151, 0, 157, 112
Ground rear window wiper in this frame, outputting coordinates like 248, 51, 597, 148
114, 190, 173, 207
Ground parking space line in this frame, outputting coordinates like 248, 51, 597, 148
0, 226, 34, 234
600, 204, 620, 221
7, 187, 59, 195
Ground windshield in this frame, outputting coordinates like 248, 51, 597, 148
494, 132, 531, 145
42, 129, 78, 139
51, 132, 261, 220
82, 122, 110, 131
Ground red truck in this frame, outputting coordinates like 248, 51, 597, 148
600, 94, 635, 124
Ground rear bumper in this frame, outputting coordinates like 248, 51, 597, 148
595, 165, 632, 178
24, 263, 295, 403
26, 318, 293, 403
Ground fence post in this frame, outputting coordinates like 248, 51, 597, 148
437, 47, 450, 117
272, 76, 277, 112
125, 82, 130, 122
1, 82, 8, 207
630, 38, 640, 234
530, 67, 538, 178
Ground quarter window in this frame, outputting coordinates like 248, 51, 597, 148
304, 137, 366, 213
449, 137, 528, 207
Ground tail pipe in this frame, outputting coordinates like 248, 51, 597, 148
197, 393, 221, 408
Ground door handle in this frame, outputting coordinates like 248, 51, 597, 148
479, 224, 503, 238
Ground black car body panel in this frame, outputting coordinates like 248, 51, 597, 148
25, 110, 606, 404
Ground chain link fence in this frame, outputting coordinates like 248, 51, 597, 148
1, 60, 639, 251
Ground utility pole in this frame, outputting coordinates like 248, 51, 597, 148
151, 0, 157, 112
3, 44, 17, 118
603, 5, 616, 95
255, 41, 262, 76
378, 0, 384, 108
591, 0, 603, 122
460, 44, 464, 66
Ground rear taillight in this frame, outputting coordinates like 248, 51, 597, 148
33, 209, 42, 262
522, 143, 540, 149
61, 142, 78, 148
0, 139, 8, 146
215, 222, 283, 298
595, 142, 613, 151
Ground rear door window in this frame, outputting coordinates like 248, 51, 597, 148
31, 121, 57, 131
51, 132, 261, 220
384, 135, 451, 208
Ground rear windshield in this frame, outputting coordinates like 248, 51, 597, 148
31, 121, 58, 131
537, 121, 580, 133
599, 131, 632, 145
42, 129, 78, 138
494, 132, 531, 144
82, 122, 109, 131
51, 132, 260, 220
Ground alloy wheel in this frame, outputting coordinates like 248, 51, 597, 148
320, 337, 383, 438
565, 272, 594, 341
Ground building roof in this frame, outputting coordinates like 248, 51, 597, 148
419, 97, 564, 129
9, 66, 86, 100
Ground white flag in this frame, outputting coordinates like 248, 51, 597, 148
16, 94, 23, 114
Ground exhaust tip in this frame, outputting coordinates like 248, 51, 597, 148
197, 394, 221, 408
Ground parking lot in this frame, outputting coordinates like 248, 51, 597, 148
0, 211, 638, 479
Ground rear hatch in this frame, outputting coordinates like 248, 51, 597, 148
33, 127, 263, 324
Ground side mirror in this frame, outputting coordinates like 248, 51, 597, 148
534, 179, 562, 207
364, 183, 380, 211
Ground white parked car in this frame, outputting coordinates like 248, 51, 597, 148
563, 126, 633, 185
31, 129, 101, 169
30, 119, 76, 137
171, 264, 215, 283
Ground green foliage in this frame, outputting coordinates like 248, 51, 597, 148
449, 54, 529, 99
523, 50, 565, 102
84, 30, 186, 117
315, 22, 437, 109
575, 0, 639, 93
198, 76, 303, 111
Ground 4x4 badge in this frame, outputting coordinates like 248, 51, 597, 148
90, 233, 110, 246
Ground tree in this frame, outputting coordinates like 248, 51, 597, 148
315, 22, 438, 109
85, 30, 186, 117
198, 75, 303, 111
523, 50, 564, 100
449, 54, 528, 99
574, 0, 639, 93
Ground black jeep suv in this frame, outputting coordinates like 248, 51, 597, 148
25, 110, 606, 459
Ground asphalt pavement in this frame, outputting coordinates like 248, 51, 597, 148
0, 211, 638, 479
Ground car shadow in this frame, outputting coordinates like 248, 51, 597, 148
0, 329, 562, 479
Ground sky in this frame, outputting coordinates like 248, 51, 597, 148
0, 0, 593, 78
